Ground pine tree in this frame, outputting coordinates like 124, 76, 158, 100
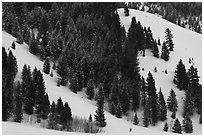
95, 84, 106, 127
11, 41, 16, 49
163, 122, 168, 132
161, 42, 170, 61
120, 90, 130, 115
158, 38, 161, 46
41, 93, 50, 120
182, 114, 193, 133
172, 118, 182, 134
171, 111, 176, 119
43, 57, 50, 74
89, 114, 93, 122
48, 101, 57, 129
183, 90, 194, 117
2, 92, 9, 121
152, 40, 159, 58
29, 31, 38, 55
146, 72, 158, 125
133, 112, 139, 125
50, 70, 53, 77
8, 50, 18, 77
70, 72, 79, 93
167, 89, 178, 112
115, 101, 122, 118
56, 97, 64, 115
140, 77, 147, 107
124, 3, 129, 16
109, 101, 116, 115
199, 114, 202, 124
60, 102, 72, 129
13, 81, 23, 122
143, 103, 149, 127
86, 79, 95, 100
158, 88, 167, 121
173, 59, 188, 90
165, 28, 174, 51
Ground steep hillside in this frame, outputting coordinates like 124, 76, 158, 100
2, 8, 202, 135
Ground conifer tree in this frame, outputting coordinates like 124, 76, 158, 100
173, 59, 188, 90
133, 112, 139, 125
86, 79, 95, 100
183, 90, 194, 117
158, 88, 167, 121
172, 118, 182, 134
182, 114, 193, 133
11, 41, 16, 49
115, 101, 122, 118
158, 38, 161, 46
2, 92, 9, 121
60, 102, 72, 129
13, 81, 23, 122
165, 28, 174, 51
48, 101, 57, 129
50, 70, 53, 77
152, 40, 159, 58
95, 84, 106, 127
70, 72, 79, 93
109, 101, 116, 115
146, 72, 158, 125
167, 89, 178, 112
56, 97, 64, 115
161, 42, 170, 61
43, 57, 50, 74
29, 31, 38, 55
120, 90, 130, 115
140, 77, 146, 107
8, 50, 18, 77
143, 103, 149, 127
199, 114, 202, 124
124, 3, 129, 16
171, 111, 176, 119
163, 122, 168, 132
89, 114, 93, 122
41, 93, 50, 120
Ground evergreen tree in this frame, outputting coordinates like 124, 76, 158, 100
109, 101, 116, 115
172, 118, 182, 134
70, 72, 79, 93
158, 38, 161, 46
199, 114, 202, 124
43, 57, 50, 74
29, 31, 38, 55
48, 101, 57, 129
2, 92, 9, 121
89, 114, 93, 122
60, 102, 72, 129
120, 90, 130, 115
152, 40, 159, 58
124, 3, 129, 16
115, 101, 122, 118
140, 77, 147, 107
183, 89, 194, 117
182, 114, 193, 133
86, 79, 95, 100
8, 50, 18, 77
173, 59, 188, 90
133, 112, 139, 125
41, 93, 50, 120
11, 41, 16, 49
163, 122, 168, 132
13, 81, 23, 122
167, 89, 178, 112
56, 97, 64, 115
146, 72, 158, 125
161, 42, 170, 61
50, 70, 53, 77
143, 103, 149, 127
95, 84, 106, 127
158, 88, 167, 121
165, 28, 174, 51
171, 111, 176, 119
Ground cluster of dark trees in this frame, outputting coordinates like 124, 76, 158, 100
127, 2, 202, 34
2, 2, 202, 132
174, 59, 202, 117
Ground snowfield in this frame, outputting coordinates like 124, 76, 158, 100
2, 8, 202, 135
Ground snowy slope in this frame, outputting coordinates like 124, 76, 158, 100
2, 8, 202, 135
2, 122, 84, 135
118, 8, 202, 134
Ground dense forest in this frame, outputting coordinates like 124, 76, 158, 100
2, 2, 202, 134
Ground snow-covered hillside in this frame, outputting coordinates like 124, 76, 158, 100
2, 8, 202, 135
